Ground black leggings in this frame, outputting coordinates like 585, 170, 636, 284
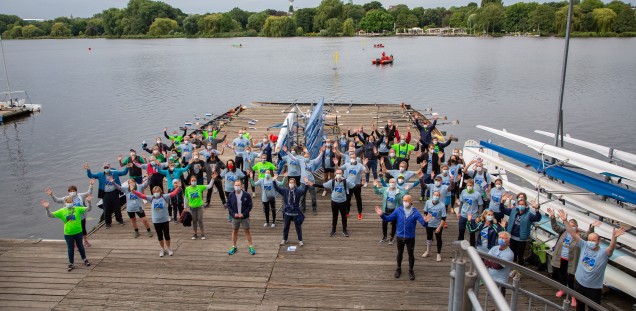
397, 237, 415, 270
235, 156, 244, 170
509, 239, 527, 265
382, 214, 396, 239
153, 221, 170, 241
263, 200, 276, 223
574, 281, 602, 311
552, 258, 575, 289
426, 227, 443, 254
346, 185, 362, 214
331, 201, 348, 232
103, 191, 123, 225
170, 191, 184, 220
206, 179, 226, 205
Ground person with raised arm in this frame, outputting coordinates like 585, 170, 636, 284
413, 113, 438, 146
231, 129, 251, 171
483, 232, 514, 297
133, 185, 181, 257
422, 190, 447, 262
251, 169, 285, 228
142, 136, 171, 156
502, 197, 542, 266
111, 176, 152, 238
119, 149, 146, 184
373, 178, 406, 244
374, 195, 432, 281
467, 209, 504, 253
45, 179, 95, 248
272, 174, 310, 246
457, 178, 483, 246
41, 195, 93, 271
341, 156, 369, 220
184, 174, 216, 240
557, 209, 624, 311
133, 155, 167, 192
85, 162, 128, 228
164, 126, 187, 148
286, 146, 322, 215
316, 168, 356, 237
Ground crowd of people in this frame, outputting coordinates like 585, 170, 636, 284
41, 108, 626, 309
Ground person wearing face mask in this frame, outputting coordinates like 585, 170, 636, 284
203, 128, 226, 150
169, 180, 185, 225
379, 149, 407, 182
198, 142, 223, 161
277, 146, 303, 186
272, 175, 310, 246
359, 135, 380, 187
391, 134, 415, 161
382, 119, 397, 144
164, 126, 187, 148
156, 160, 190, 193
487, 179, 506, 222
254, 134, 274, 163
501, 198, 542, 265
236, 145, 261, 193
557, 209, 624, 311
374, 195, 432, 281
111, 177, 152, 238
320, 139, 337, 196
133, 185, 181, 257
118, 149, 146, 184
333, 145, 363, 165
372, 129, 392, 160
231, 129, 250, 171
227, 180, 256, 256
437, 164, 455, 210
447, 155, 464, 210
413, 113, 438, 146
457, 179, 483, 246
337, 132, 350, 153
430, 135, 454, 162
251, 155, 278, 181
204, 152, 226, 207
185, 175, 216, 240
373, 178, 406, 244
547, 208, 599, 307
466, 159, 491, 199
381, 174, 421, 193
46, 180, 95, 248
41, 196, 93, 271
467, 210, 504, 253
220, 160, 246, 221
484, 232, 514, 297
287, 147, 322, 214
347, 126, 370, 149
177, 136, 195, 163
316, 169, 357, 237
422, 190, 447, 261
252, 170, 285, 228
188, 152, 207, 186
423, 175, 449, 204
416, 145, 442, 201
143, 136, 171, 157
85, 162, 129, 228
341, 156, 369, 220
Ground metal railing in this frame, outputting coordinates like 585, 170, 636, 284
449, 240, 607, 311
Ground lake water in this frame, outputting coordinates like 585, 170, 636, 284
1, 36, 635, 239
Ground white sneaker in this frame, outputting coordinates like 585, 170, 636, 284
436, 254, 442, 262
159, 249, 165, 257
201, 235, 206, 240
299, 241, 304, 247
271, 223, 276, 228
168, 249, 174, 256
322, 190, 327, 197
422, 250, 430, 258
252, 193, 256, 198
264, 223, 269, 227
213, 188, 218, 193
280, 240, 287, 245
143, 199, 148, 204
363, 182, 368, 187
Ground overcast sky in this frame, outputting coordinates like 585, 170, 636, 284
0, 0, 596, 20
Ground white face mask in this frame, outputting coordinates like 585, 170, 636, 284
432, 195, 439, 202
326, 143, 331, 147
156, 140, 161, 144
467, 186, 474, 191
496, 184, 502, 189
400, 140, 406, 145
261, 158, 266, 162
389, 153, 396, 158
403, 202, 411, 208
432, 140, 438, 145
453, 152, 459, 156
398, 179, 404, 185
153, 150, 158, 154
389, 182, 396, 189
234, 186, 242, 192
350, 159, 356, 165
190, 181, 197, 186
130, 153, 136, 157
289, 183, 296, 189
429, 149, 434, 154
399, 167, 405, 172
336, 174, 343, 180
442, 169, 448, 175
476, 167, 483, 172
207, 146, 212, 150
104, 168, 110, 174
486, 215, 494, 222
263, 139, 268, 143
265, 173, 271, 179
65, 203, 74, 208
434, 181, 441, 187
68, 191, 77, 197
153, 192, 160, 198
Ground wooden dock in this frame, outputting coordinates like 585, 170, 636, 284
0, 103, 633, 310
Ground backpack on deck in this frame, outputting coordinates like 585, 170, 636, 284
180, 211, 192, 227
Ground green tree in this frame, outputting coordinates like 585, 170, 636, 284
262, 16, 297, 37
579, 0, 604, 14
528, 4, 556, 34
123, 0, 185, 35
21, 24, 43, 38
481, 0, 503, 8
592, 8, 617, 32
50, 22, 71, 37
69, 18, 88, 36
294, 8, 317, 33
182, 15, 199, 35
476, 3, 506, 33
396, 13, 419, 29
420, 8, 446, 27
247, 12, 268, 32
324, 17, 343, 36
359, 9, 394, 32
204, 14, 240, 34
0, 14, 22, 34
555, 5, 583, 33
606, 0, 628, 14
3, 25, 23, 38
506, 2, 537, 32
314, 0, 344, 31
613, 9, 636, 32
342, 17, 355, 35
84, 18, 104, 36
227, 7, 249, 29
296, 26, 304, 36
101, 8, 124, 36
363, 1, 383, 12
148, 17, 177, 35
343, 4, 366, 22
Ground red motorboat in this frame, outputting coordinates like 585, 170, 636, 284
373, 44, 385, 48
372, 53, 394, 65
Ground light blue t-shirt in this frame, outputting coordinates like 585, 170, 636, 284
149, 194, 171, 223
488, 187, 505, 212
574, 240, 609, 289
388, 170, 416, 182
323, 179, 354, 203
220, 169, 245, 192
561, 233, 572, 260
459, 190, 483, 218
426, 183, 449, 201
488, 246, 514, 283
423, 199, 446, 228
283, 155, 302, 177
341, 162, 366, 185
232, 137, 250, 153
254, 178, 281, 202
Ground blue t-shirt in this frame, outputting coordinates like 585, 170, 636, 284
423, 200, 446, 228
488, 188, 504, 212
149, 195, 171, 223
488, 246, 514, 284
324, 179, 354, 203
561, 233, 572, 260
574, 240, 609, 289
459, 190, 483, 218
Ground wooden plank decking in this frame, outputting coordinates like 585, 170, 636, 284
0, 103, 633, 310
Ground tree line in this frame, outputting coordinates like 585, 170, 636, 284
1, 0, 635, 39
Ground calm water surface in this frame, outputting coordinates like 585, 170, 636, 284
1, 37, 635, 239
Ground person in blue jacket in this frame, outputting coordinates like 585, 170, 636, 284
272, 174, 310, 247
374, 195, 432, 281
84, 162, 129, 228
502, 198, 541, 265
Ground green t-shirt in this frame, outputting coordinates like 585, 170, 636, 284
52, 207, 87, 235
185, 185, 207, 208
171, 135, 184, 146
203, 130, 219, 140
391, 143, 415, 158
252, 162, 277, 179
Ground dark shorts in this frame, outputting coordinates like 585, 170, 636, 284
127, 210, 146, 219
324, 168, 335, 173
